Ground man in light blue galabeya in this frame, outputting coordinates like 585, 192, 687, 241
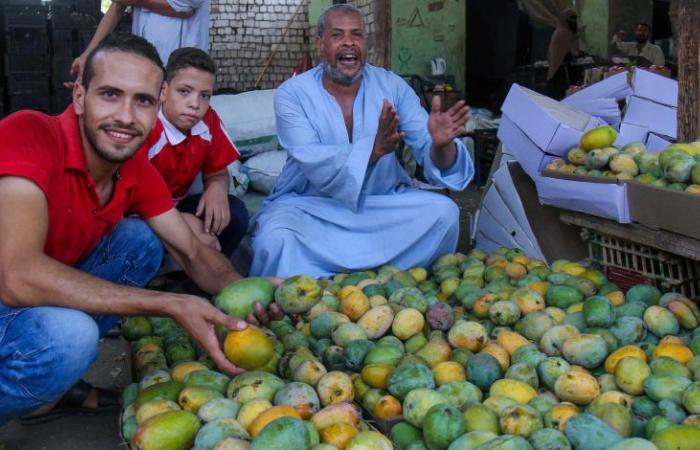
250, 4, 474, 277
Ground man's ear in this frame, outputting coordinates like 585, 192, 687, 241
160, 81, 168, 103
73, 81, 86, 115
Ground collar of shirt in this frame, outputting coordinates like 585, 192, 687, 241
58, 105, 138, 190
158, 108, 212, 145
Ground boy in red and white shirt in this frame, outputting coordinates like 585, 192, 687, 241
142, 47, 248, 258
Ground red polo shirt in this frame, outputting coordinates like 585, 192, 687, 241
0, 106, 174, 266
141, 108, 239, 202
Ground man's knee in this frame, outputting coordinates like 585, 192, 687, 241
10, 308, 99, 401
434, 195, 460, 229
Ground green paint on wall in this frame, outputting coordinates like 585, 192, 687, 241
308, 0, 333, 29
580, 0, 609, 57
390, 0, 466, 93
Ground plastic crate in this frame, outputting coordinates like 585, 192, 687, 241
470, 128, 499, 187
583, 229, 700, 300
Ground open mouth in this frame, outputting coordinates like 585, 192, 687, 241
338, 53, 359, 68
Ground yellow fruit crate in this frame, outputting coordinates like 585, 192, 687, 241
584, 229, 700, 300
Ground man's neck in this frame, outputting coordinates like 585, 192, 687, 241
637, 41, 648, 53
322, 75, 362, 99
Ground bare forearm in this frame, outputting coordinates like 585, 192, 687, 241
166, 242, 241, 294
136, 0, 194, 17
203, 170, 230, 194
431, 141, 457, 169
83, 3, 126, 57
1, 254, 172, 316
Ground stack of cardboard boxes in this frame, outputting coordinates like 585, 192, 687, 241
483, 69, 700, 244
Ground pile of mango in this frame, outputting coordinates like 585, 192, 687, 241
545, 125, 700, 194
120, 247, 700, 450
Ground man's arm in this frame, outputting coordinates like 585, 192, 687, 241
0, 176, 246, 374
147, 208, 242, 294
69, 3, 127, 83
198, 169, 232, 235
116, 0, 196, 17
392, 74, 473, 190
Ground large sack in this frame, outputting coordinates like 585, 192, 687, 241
210, 90, 279, 158
243, 150, 288, 194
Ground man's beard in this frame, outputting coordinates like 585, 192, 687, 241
636, 35, 648, 44
84, 121, 141, 164
324, 62, 363, 86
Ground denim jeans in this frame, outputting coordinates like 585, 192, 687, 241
0, 218, 163, 425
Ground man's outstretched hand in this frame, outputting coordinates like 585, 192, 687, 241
168, 295, 249, 375
370, 99, 405, 164
428, 95, 470, 150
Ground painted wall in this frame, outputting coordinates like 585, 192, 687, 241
580, 0, 610, 58
390, 0, 466, 93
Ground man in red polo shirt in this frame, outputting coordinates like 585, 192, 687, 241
0, 34, 277, 425
143, 47, 248, 263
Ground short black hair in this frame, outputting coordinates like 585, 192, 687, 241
638, 22, 651, 30
82, 34, 164, 89
165, 47, 216, 83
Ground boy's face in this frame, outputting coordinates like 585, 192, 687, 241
161, 67, 215, 133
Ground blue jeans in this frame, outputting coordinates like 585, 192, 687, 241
0, 218, 163, 425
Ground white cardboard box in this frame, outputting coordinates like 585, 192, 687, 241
616, 122, 650, 147
560, 98, 621, 127
633, 69, 678, 108
623, 95, 677, 139
501, 84, 607, 156
535, 173, 630, 223
645, 132, 673, 152
481, 187, 544, 259
563, 71, 632, 104
497, 115, 553, 180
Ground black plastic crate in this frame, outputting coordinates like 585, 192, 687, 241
51, 56, 74, 88
470, 128, 499, 187
50, 27, 76, 56
8, 92, 50, 113
5, 25, 48, 52
51, 88, 73, 114
6, 74, 49, 95
1, 5, 47, 28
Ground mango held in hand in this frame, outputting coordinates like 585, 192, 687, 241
580, 125, 618, 151
224, 327, 275, 370
274, 275, 322, 314
214, 278, 275, 319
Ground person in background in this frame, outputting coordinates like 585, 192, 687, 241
0, 34, 277, 426
612, 22, 666, 67
141, 47, 249, 264
546, 9, 580, 100
69, 0, 210, 83
250, 4, 473, 278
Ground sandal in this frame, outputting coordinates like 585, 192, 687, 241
18, 380, 121, 425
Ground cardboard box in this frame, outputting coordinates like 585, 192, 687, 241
633, 68, 678, 108
627, 182, 700, 240
501, 84, 607, 157
473, 162, 587, 264
497, 115, 554, 180
563, 70, 632, 104
645, 132, 674, 152
560, 98, 621, 127
623, 95, 677, 140
536, 170, 630, 223
617, 122, 650, 148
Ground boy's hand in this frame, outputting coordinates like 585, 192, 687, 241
196, 183, 230, 235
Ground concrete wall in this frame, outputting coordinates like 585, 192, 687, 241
209, 0, 378, 92
209, 0, 310, 92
